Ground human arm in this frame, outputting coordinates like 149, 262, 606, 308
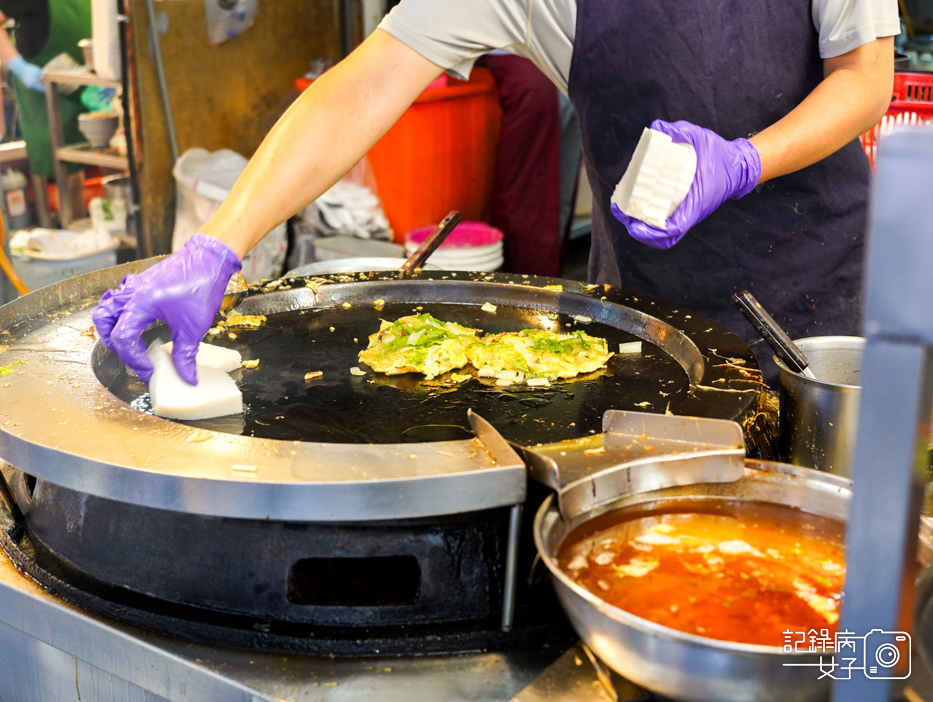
750, 36, 894, 182
0, 11, 45, 92
616, 37, 894, 248
94, 29, 443, 383
0, 12, 16, 62
199, 28, 443, 257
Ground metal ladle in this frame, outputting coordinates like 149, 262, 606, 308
732, 289, 817, 380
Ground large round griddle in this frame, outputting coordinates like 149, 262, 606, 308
0, 262, 761, 523
105, 302, 688, 445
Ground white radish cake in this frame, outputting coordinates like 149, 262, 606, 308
611, 127, 697, 228
147, 342, 243, 420
162, 341, 243, 373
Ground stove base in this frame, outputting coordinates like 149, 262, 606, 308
0, 481, 574, 657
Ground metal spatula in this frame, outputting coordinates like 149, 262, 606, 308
399, 210, 462, 274
521, 409, 746, 520
733, 290, 817, 380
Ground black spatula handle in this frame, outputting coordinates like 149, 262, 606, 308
400, 210, 461, 274
732, 290, 811, 374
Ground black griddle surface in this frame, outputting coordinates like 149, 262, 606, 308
109, 302, 690, 445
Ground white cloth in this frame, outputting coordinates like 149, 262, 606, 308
379, 0, 899, 95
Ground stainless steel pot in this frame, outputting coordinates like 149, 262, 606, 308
775, 336, 863, 476
535, 460, 851, 702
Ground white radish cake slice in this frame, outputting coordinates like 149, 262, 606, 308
162, 341, 243, 373
611, 127, 697, 228
147, 342, 243, 420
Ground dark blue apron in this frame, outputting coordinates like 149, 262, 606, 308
567, 0, 870, 377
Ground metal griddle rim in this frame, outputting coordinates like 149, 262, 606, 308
0, 262, 759, 521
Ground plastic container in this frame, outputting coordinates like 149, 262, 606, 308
12, 246, 117, 292
172, 148, 287, 283
2, 169, 31, 230
295, 69, 502, 241
860, 72, 933, 167
47, 176, 106, 213
312, 235, 404, 262
404, 221, 504, 271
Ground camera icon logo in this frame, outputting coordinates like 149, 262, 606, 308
862, 629, 911, 679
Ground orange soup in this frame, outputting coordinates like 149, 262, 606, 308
556, 499, 845, 647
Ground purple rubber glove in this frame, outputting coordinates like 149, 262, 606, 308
8, 55, 45, 93
92, 234, 241, 385
611, 119, 762, 250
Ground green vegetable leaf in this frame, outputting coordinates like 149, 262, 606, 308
0, 360, 24, 375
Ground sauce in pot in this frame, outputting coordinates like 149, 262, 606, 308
556, 499, 845, 647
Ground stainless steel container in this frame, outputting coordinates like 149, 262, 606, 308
775, 336, 863, 476
102, 174, 131, 203
534, 461, 852, 702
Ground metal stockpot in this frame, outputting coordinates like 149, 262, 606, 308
775, 336, 863, 476
534, 461, 848, 702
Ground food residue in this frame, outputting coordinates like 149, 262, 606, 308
481, 302, 498, 313
224, 314, 267, 328
304, 371, 323, 381
0, 360, 24, 375
241, 359, 260, 369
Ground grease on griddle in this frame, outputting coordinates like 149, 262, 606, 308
112, 302, 689, 444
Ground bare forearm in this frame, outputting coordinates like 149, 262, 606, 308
750, 37, 893, 183
201, 29, 442, 258
0, 24, 19, 64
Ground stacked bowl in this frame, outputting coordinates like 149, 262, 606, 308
404, 221, 504, 271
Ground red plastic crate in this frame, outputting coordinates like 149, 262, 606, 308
861, 72, 933, 167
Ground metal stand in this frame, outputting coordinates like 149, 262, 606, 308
833, 129, 933, 701
42, 69, 128, 228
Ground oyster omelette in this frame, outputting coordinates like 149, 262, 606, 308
358, 313, 613, 382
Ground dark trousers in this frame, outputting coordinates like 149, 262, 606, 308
478, 55, 564, 277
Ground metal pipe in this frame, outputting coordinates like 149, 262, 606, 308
117, 0, 144, 259
500, 503, 522, 632
0, 201, 29, 295
832, 128, 933, 702
143, 0, 178, 162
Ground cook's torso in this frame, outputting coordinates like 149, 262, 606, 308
567, 0, 870, 349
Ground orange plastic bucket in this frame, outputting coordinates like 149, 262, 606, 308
295, 69, 502, 241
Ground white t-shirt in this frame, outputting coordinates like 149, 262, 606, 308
380, 0, 899, 94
